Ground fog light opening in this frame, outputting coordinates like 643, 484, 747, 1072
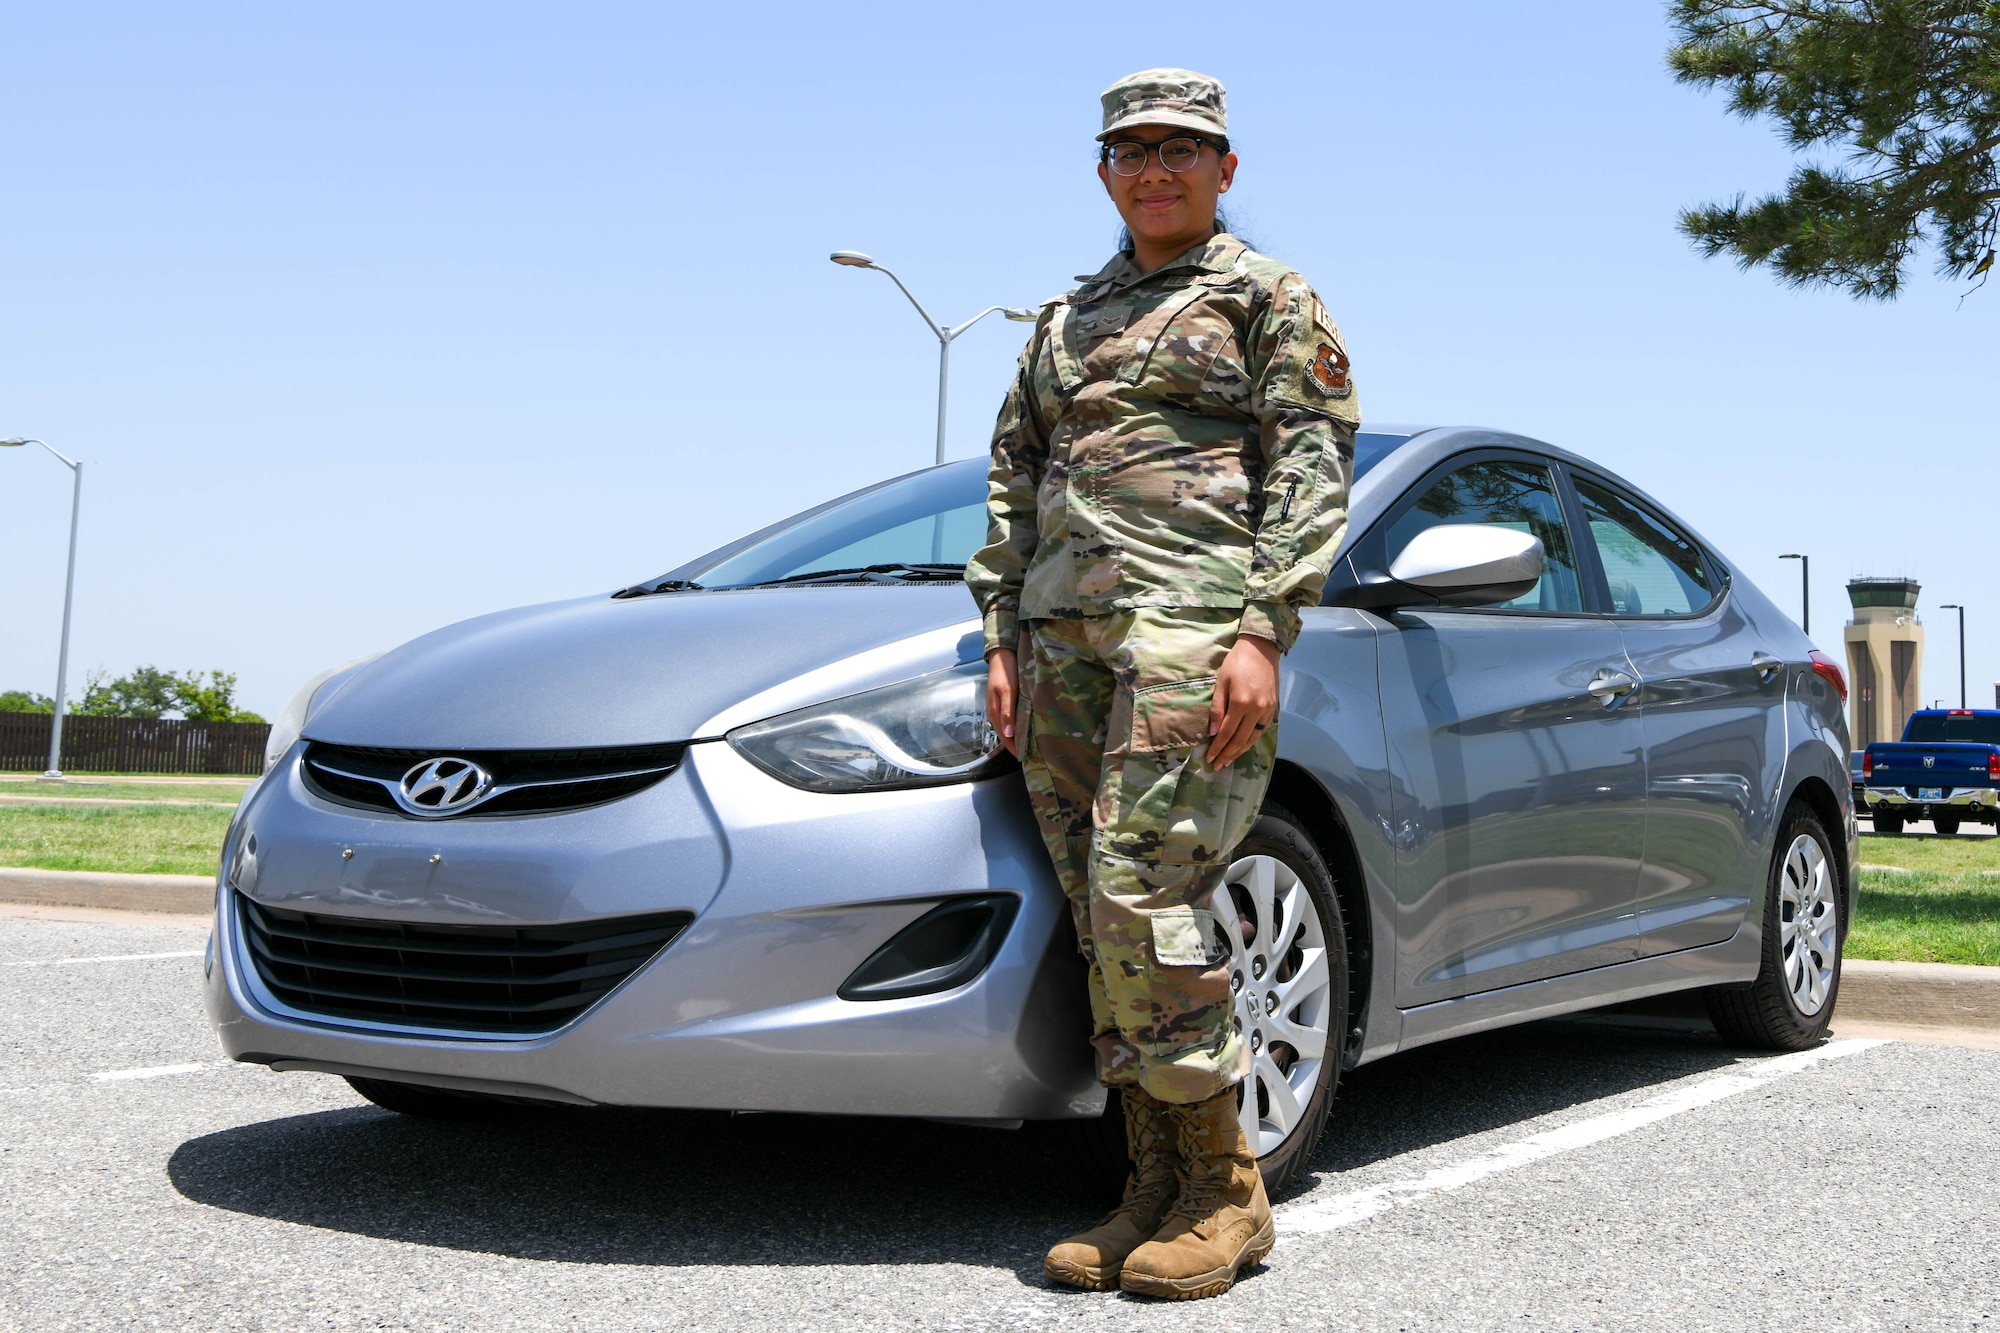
837, 894, 1020, 1001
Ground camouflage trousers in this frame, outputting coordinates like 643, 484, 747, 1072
1017, 608, 1277, 1105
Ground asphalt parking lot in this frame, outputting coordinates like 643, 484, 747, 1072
2, 909, 1995, 1332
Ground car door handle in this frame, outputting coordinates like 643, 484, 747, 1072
1588, 669, 1637, 707
1751, 651, 1783, 681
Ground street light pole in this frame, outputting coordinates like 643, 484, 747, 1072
1, 438, 83, 780
1940, 603, 1967, 709
830, 251, 1037, 467
1779, 553, 1809, 636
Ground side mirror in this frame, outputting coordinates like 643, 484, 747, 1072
1336, 524, 1545, 610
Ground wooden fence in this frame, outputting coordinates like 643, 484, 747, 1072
0, 713, 271, 775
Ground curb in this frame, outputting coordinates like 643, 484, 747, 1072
0, 867, 215, 916
1838, 958, 2000, 1030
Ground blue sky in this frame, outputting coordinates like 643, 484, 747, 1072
2, 2, 1993, 716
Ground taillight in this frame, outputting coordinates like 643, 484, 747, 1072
1864, 751, 1875, 780
1989, 753, 1998, 781
1809, 650, 1846, 702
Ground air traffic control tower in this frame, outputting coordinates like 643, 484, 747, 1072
1845, 577, 1925, 748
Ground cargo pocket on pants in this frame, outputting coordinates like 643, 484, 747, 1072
1128, 677, 1214, 754
1150, 904, 1227, 967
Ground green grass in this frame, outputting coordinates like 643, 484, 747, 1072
1849, 832, 2000, 967
0, 804, 233, 876
0, 774, 249, 805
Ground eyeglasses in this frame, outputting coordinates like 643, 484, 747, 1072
1100, 134, 1226, 177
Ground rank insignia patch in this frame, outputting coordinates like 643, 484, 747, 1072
1307, 341, 1351, 398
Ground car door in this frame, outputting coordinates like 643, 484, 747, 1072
1569, 472, 1784, 957
1358, 453, 1647, 1006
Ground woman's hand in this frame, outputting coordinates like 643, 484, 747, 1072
985, 647, 1020, 757
1208, 634, 1279, 768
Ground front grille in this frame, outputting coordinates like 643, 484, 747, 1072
302, 741, 684, 817
237, 895, 693, 1033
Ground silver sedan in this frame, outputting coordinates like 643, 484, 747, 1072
203, 425, 1854, 1195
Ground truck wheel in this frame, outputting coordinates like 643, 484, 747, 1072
1931, 814, 1962, 836
1873, 812, 1904, 834
1704, 802, 1842, 1050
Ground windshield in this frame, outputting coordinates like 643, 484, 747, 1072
688, 465, 988, 588
1902, 713, 2000, 745
662, 430, 1414, 589
1352, 430, 1410, 480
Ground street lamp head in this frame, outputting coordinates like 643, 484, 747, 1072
1002, 307, 1040, 322
1779, 553, 1803, 560
1942, 603, 1962, 610
0, 438, 33, 447
829, 250, 876, 268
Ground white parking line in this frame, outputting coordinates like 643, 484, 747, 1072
6, 951, 203, 968
89, 1063, 214, 1082
1278, 1038, 1886, 1235
0, 1061, 246, 1097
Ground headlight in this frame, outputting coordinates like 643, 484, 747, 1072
264, 655, 381, 772
726, 662, 1009, 793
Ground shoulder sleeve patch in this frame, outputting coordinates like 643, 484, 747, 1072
1301, 296, 1351, 399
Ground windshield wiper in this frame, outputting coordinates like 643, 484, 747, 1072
611, 578, 704, 600
736, 563, 966, 589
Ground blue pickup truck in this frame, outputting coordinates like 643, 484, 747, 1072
1860, 708, 2000, 835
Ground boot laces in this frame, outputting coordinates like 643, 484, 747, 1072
1159, 1106, 1240, 1227
1098, 1094, 1176, 1223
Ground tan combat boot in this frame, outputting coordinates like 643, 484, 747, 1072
1118, 1088, 1275, 1300
1044, 1087, 1180, 1290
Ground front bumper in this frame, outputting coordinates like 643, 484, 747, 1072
1862, 785, 2000, 813
204, 742, 1100, 1121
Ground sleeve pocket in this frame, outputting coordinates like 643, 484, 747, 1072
1151, 905, 1225, 967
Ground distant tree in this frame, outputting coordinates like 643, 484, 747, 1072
1669, 1, 2000, 299
71, 666, 265, 724
174, 669, 265, 724
76, 666, 183, 718
0, 690, 54, 714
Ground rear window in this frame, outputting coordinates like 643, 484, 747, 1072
1902, 713, 2000, 744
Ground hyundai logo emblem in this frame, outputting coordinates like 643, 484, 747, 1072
394, 757, 496, 817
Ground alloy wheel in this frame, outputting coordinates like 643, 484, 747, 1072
1211, 852, 1334, 1157
1778, 832, 1838, 1016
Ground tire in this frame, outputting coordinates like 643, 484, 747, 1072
1704, 802, 1843, 1050
1931, 814, 1962, 836
345, 1076, 536, 1121
1873, 811, 1904, 835
1062, 803, 1351, 1200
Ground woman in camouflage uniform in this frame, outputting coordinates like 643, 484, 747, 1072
966, 68, 1359, 1300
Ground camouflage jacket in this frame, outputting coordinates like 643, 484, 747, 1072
965, 233, 1358, 656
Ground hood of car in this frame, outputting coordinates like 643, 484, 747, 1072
302, 585, 985, 750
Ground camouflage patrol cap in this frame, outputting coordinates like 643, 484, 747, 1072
1097, 68, 1227, 142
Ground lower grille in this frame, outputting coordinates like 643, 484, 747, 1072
237, 895, 692, 1034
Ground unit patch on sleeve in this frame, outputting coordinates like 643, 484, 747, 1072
1306, 339, 1351, 398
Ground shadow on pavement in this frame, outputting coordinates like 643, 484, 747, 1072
167, 1015, 1746, 1269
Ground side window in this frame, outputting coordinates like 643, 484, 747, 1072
1573, 477, 1713, 616
1382, 459, 1583, 612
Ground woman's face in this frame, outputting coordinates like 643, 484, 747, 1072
1096, 126, 1237, 260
